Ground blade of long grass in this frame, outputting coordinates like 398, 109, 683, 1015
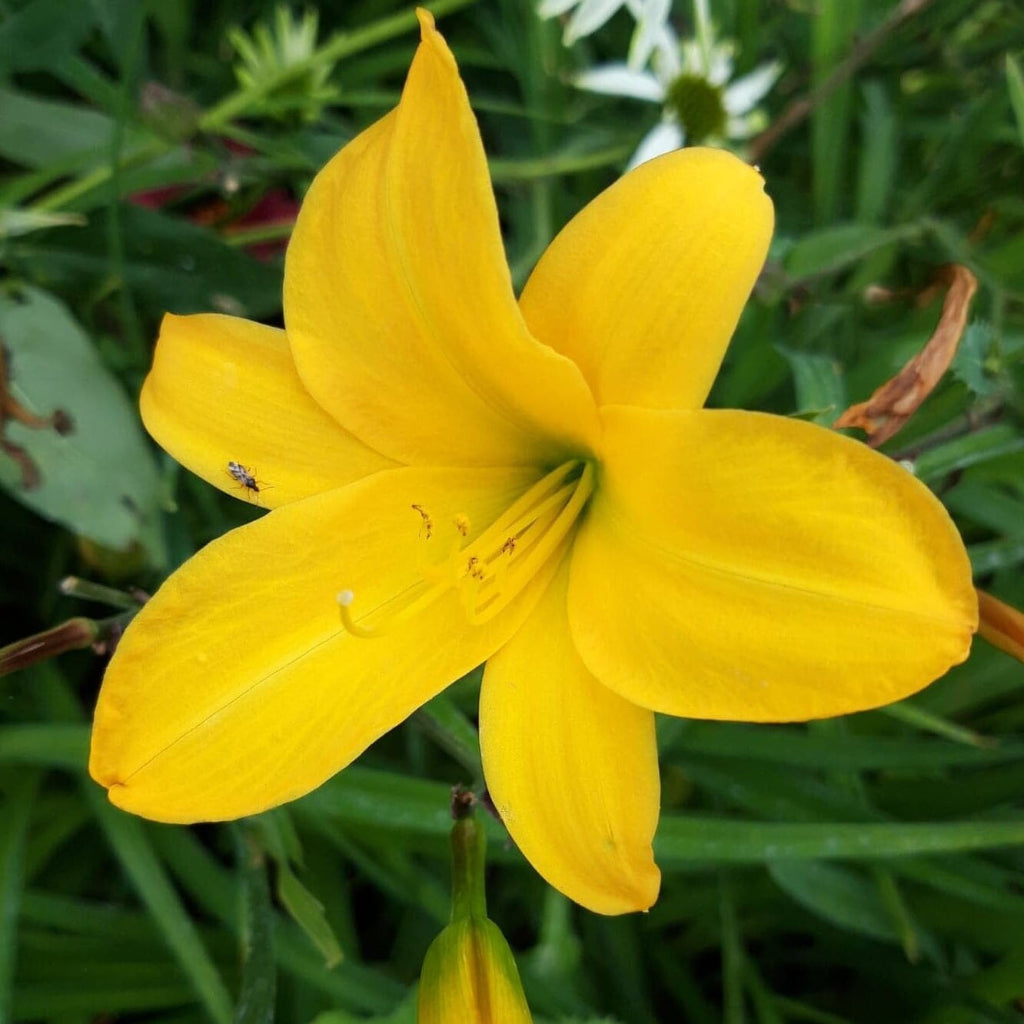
0, 771, 42, 1024
656, 817, 1024, 865
84, 790, 234, 1024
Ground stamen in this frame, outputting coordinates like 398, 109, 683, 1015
337, 460, 596, 638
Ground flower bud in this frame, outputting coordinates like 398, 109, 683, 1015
417, 916, 533, 1024
417, 811, 533, 1024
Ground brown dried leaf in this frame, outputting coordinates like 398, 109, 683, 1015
834, 264, 978, 446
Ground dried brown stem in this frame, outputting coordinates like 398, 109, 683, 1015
749, 0, 935, 165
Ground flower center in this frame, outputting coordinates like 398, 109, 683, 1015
338, 459, 595, 636
665, 73, 727, 144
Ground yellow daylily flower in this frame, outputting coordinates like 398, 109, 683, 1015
89, 10, 977, 916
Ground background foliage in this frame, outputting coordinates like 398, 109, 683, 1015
2, 0, 1024, 1021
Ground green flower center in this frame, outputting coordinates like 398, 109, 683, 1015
666, 73, 728, 144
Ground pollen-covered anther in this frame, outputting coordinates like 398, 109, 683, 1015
453, 513, 471, 537
411, 503, 433, 539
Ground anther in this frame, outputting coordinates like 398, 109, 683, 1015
411, 503, 433, 539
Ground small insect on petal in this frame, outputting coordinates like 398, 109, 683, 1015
227, 460, 263, 502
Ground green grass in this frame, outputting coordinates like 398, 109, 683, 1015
2, 0, 1024, 1021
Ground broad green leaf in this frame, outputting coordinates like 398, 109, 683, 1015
783, 223, 912, 280
768, 860, 904, 945
0, 89, 126, 169
776, 345, 846, 423
0, 0, 96, 76
951, 321, 1001, 397
0, 284, 163, 557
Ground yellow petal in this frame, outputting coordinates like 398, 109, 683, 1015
480, 560, 661, 915
284, 11, 598, 467
519, 148, 773, 410
141, 314, 395, 508
418, 919, 533, 1024
90, 465, 557, 823
570, 406, 977, 720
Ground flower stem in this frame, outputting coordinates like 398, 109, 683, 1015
449, 808, 488, 922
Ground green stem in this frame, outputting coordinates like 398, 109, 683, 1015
30, 0, 478, 214
449, 817, 487, 922
199, 0, 478, 134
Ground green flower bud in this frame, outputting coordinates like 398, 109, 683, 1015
417, 812, 533, 1024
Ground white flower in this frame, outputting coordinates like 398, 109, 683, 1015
573, 3, 781, 168
538, 0, 673, 69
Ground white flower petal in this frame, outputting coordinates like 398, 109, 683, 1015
724, 60, 783, 115
627, 0, 672, 69
707, 41, 736, 86
627, 119, 684, 169
650, 26, 682, 82
564, 0, 627, 43
538, 0, 580, 17
574, 64, 665, 101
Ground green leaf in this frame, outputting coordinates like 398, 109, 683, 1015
1006, 54, 1024, 148
951, 321, 1001, 397
0, 772, 42, 1024
656, 817, 1024, 865
769, 860, 901, 943
855, 81, 897, 224
0, 724, 90, 770
13, 206, 283, 319
776, 346, 846, 423
0, 0, 96, 75
276, 865, 344, 969
0, 89, 122, 169
0, 208, 86, 239
85, 793, 234, 1024
0, 284, 163, 557
235, 831, 276, 1024
783, 223, 912, 280
914, 424, 1024, 482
